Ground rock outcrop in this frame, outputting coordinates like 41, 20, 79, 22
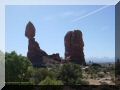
25, 22, 85, 67
25, 21, 62, 67
64, 30, 86, 65
48, 53, 61, 62
25, 21, 48, 67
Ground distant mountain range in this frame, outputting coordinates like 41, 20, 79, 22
85, 57, 115, 63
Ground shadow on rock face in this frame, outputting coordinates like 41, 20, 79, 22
64, 30, 86, 65
25, 21, 61, 68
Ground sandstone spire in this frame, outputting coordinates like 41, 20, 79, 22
64, 30, 86, 65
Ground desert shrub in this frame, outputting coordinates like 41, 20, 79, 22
5, 51, 32, 82
29, 68, 57, 84
39, 76, 63, 85
58, 63, 83, 85
98, 72, 105, 78
76, 78, 89, 85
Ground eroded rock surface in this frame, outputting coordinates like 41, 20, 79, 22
25, 21, 62, 67
64, 30, 86, 65
25, 22, 48, 67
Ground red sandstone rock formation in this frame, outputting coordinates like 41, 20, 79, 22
25, 22, 35, 39
64, 30, 86, 65
25, 21, 62, 67
25, 21, 48, 67
49, 53, 61, 62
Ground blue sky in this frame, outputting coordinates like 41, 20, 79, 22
5, 5, 115, 59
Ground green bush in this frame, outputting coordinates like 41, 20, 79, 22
39, 76, 63, 85
98, 72, 105, 78
29, 68, 56, 84
75, 78, 89, 85
58, 63, 83, 85
5, 51, 32, 82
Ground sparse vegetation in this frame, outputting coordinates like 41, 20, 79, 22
82, 62, 115, 85
39, 76, 63, 85
57, 63, 83, 85
5, 51, 115, 85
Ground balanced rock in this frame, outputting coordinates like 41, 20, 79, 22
25, 21, 35, 39
25, 21, 48, 67
64, 30, 86, 65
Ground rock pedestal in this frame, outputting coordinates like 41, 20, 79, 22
64, 30, 86, 65
25, 21, 48, 67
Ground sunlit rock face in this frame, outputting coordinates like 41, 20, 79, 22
64, 30, 86, 65
25, 21, 48, 67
